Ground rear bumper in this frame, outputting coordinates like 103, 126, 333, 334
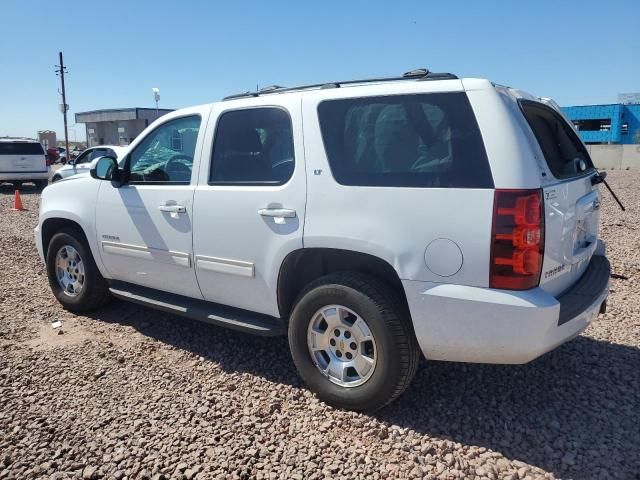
404, 255, 610, 364
0, 169, 50, 181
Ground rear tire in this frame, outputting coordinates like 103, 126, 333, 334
11, 181, 23, 189
51, 175, 62, 183
46, 228, 111, 312
288, 272, 420, 412
35, 179, 48, 189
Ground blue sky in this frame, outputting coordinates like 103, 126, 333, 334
1, 0, 638, 141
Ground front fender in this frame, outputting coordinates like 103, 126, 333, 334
39, 178, 110, 279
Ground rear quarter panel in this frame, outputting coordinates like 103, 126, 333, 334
301, 82, 494, 287
464, 79, 543, 189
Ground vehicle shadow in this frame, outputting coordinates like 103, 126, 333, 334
88, 300, 639, 478
0, 182, 46, 194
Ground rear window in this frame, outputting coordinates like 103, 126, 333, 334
0, 142, 44, 155
520, 101, 593, 178
317, 92, 493, 188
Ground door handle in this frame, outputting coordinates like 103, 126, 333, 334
159, 204, 186, 214
258, 208, 296, 218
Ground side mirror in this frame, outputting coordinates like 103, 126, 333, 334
90, 156, 121, 185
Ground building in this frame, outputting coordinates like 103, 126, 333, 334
562, 93, 640, 145
75, 108, 173, 147
37, 130, 57, 150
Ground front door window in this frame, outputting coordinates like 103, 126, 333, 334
128, 116, 201, 184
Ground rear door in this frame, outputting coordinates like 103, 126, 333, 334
520, 100, 601, 296
192, 96, 306, 317
0, 142, 47, 175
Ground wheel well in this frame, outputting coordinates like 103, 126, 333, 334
277, 248, 407, 318
41, 218, 87, 257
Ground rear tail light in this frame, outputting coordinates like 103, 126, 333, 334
490, 189, 544, 290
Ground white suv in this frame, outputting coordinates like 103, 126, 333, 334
0, 138, 50, 188
35, 69, 610, 411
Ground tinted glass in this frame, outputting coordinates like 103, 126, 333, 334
317, 92, 493, 188
128, 115, 200, 183
210, 108, 294, 184
520, 101, 593, 178
89, 149, 109, 161
73, 150, 92, 164
76, 148, 106, 164
0, 142, 45, 155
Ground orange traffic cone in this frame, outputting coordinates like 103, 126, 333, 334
10, 190, 27, 211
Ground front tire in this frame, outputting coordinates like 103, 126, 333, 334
46, 228, 111, 312
288, 272, 420, 412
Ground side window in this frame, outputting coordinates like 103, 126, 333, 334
128, 115, 201, 184
73, 150, 93, 164
87, 149, 108, 162
317, 93, 493, 188
210, 108, 294, 185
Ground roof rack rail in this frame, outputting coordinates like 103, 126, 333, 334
222, 68, 458, 101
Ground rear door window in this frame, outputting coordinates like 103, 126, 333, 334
0, 143, 45, 155
520, 100, 593, 179
210, 107, 294, 185
317, 92, 493, 188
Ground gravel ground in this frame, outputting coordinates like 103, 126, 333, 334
0, 173, 639, 480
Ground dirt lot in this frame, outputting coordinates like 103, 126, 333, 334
0, 173, 638, 480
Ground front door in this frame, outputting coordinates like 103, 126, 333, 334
95, 113, 206, 299
192, 97, 306, 317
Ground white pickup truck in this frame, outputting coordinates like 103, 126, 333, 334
36, 69, 610, 411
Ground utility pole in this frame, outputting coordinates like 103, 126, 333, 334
55, 52, 70, 161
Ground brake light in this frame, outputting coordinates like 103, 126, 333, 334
490, 189, 544, 289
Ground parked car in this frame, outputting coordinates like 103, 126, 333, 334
57, 147, 68, 164
0, 138, 50, 188
46, 147, 60, 165
51, 145, 126, 182
35, 69, 610, 411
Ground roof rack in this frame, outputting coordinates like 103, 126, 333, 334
222, 68, 458, 101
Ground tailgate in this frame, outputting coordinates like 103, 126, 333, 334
540, 174, 601, 295
518, 100, 601, 296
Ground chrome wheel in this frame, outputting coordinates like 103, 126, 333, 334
307, 305, 377, 387
55, 245, 85, 297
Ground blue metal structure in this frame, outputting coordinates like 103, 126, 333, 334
562, 103, 640, 144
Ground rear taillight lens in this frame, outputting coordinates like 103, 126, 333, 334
490, 189, 544, 290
